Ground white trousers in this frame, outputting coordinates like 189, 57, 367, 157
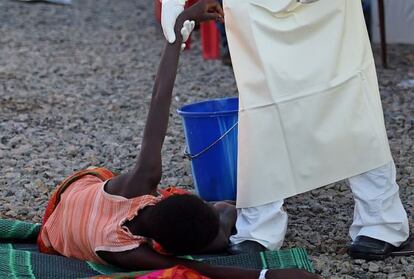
230, 161, 410, 249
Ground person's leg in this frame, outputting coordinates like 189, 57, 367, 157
348, 160, 409, 255
229, 200, 288, 253
216, 0, 231, 65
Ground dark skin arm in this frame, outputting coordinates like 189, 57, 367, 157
98, 244, 322, 279
106, 1, 224, 199
105, 26, 182, 198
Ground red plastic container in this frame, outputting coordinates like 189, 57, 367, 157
201, 21, 220, 60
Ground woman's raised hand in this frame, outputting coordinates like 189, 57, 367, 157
162, 0, 224, 44
182, 0, 224, 23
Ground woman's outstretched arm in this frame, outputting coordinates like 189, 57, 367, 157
107, 1, 224, 198
99, 245, 322, 279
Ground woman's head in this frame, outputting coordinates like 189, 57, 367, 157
146, 194, 221, 255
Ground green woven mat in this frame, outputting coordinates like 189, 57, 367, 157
0, 218, 314, 278
198, 248, 314, 271
0, 219, 40, 241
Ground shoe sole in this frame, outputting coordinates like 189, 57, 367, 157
348, 251, 391, 261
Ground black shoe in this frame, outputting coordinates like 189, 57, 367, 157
391, 236, 414, 257
348, 236, 397, 260
228, 241, 267, 255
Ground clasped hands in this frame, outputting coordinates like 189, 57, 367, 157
161, 0, 223, 50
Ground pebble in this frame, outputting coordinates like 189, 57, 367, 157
0, 0, 412, 277
368, 262, 380, 273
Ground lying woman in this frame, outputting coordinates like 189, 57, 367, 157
37, 1, 320, 278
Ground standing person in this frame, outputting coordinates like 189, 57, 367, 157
223, 0, 411, 260
162, 0, 412, 260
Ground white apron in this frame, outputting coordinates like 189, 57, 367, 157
223, 0, 392, 208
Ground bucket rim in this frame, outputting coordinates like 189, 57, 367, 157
177, 97, 238, 117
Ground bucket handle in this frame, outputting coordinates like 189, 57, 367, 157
184, 121, 239, 161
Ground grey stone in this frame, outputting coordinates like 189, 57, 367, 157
368, 262, 381, 273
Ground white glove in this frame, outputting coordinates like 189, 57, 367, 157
161, 0, 187, 44
180, 20, 195, 51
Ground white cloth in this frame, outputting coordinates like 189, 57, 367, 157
224, 0, 392, 207
230, 161, 410, 249
229, 200, 288, 250
349, 160, 410, 247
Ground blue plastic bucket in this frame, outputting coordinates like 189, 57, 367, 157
177, 97, 238, 201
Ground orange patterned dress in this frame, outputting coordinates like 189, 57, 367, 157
38, 168, 189, 264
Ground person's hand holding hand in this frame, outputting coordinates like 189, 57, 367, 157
181, 0, 223, 24
161, 0, 187, 44
163, 0, 224, 44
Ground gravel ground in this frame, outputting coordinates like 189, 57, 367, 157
0, 0, 413, 278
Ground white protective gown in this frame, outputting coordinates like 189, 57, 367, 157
223, 0, 392, 208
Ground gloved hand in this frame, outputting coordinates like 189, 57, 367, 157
180, 19, 196, 50
161, 0, 187, 44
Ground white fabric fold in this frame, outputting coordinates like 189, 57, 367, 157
224, 0, 392, 207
